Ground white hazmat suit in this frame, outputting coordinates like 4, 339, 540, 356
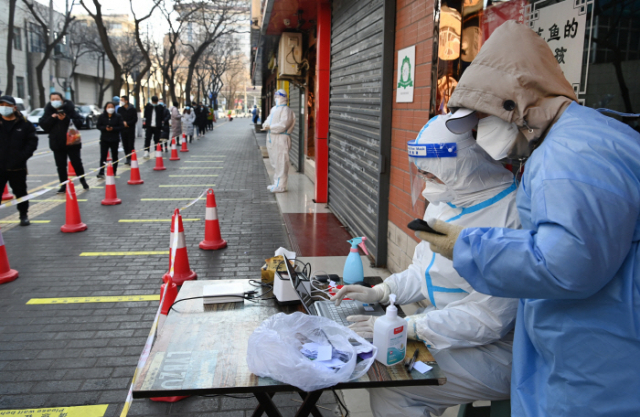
334, 115, 520, 416
262, 89, 295, 193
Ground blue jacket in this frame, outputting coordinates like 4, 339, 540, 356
454, 102, 640, 416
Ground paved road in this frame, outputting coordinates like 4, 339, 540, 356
0, 119, 336, 416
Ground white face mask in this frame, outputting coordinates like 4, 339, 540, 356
51, 100, 63, 109
107, 108, 115, 114
0, 106, 14, 116
422, 181, 456, 204
476, 116, 520, 160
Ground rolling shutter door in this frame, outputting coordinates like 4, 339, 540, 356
328, 0, 384, 258
289, 85, 301, 171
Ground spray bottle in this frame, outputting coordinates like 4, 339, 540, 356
342, 237, 368, 285
373, 294, 407, 366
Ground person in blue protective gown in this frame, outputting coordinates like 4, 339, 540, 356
416, 21, 640, 416
331, 114, 521, 417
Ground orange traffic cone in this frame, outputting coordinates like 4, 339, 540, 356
0, 228, 19, 284
127, 150, 144, 185
68, 161, 77, 177
199, 189, 227, 250
169, 137, 180, 161
2, 185, 14, 201
162, 209, 197, 285
106, 149, 112, 162
180, 134, 189, 152
61, 181, 87, 233
101, 163, 121, 205
153, 143, 166, 171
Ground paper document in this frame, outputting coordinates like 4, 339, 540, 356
413, 361, 432, 374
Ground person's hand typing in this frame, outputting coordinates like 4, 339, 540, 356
330, 283, 390, 306
346, 315, 378, 339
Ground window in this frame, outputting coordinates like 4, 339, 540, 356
16, 77, 25, 99
13, 27, 22, 51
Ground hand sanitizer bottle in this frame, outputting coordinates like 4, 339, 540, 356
373, 294, 407, 366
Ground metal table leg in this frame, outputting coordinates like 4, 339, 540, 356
252, 392, 282, 417
294, 390, 324, 417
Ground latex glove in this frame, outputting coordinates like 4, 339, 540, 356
415, 219, 464, 261
346, 315, 377, 339
330, 283, 391, 306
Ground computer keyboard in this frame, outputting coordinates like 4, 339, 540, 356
328, 301, 361, 326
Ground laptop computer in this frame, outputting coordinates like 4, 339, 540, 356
282, 255, 386, 329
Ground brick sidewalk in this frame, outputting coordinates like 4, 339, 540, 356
0, 119, 339, 416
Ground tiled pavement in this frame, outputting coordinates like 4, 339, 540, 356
0, 119, 341, 416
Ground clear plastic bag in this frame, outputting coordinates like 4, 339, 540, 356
247, 312, 377, 392
66, 120, 81, 146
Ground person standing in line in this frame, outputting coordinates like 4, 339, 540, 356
181, 105, 196, 144
207, 106, 214, 130
158, 100, 171, 151
196, 104, 208, 138
113, 96, 120, 111
117, 95, 138, 165
143, 96, 163, 157
39, 92, 88, 193
96, 102, 124, 179
170, 101, 182, 145
252, 105, 259, 124
0, 95, 38, 226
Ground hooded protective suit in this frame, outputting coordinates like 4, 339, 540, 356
369, 114, 520, 417
442, 21, 640, 416
262, 90, 295, 192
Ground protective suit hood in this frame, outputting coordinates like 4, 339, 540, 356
275, 89, 288, 106
410, 114, 514, 208
448, 21, 577, 155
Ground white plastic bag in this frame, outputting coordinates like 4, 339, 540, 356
247, 312, 377, 392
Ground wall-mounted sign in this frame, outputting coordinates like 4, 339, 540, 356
529, 0, 587, 93
396, 45, 416, 103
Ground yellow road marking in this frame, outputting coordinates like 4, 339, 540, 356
0, 220, 50, 224
169, 175, 218, 177
0, 404, 108, 416
140, 198, 204, 201
80, 251, 169, 256
119, 218, 201, 222
179, 167, 223, 169
27, 295, 160, 305
159, 184, 216, 187
31, 199, 87, 202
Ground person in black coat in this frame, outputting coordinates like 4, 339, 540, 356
0, 95, 38, 226
116, 95, 138, 165
159, 101, 172, 151
195, 104, 208, 138
142, 96, 164, 157
39, 92, 88, 193
96, 102, 124, 178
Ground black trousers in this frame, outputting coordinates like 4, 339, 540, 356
53, 146, 85, 184
121, 128, 136, 159
144, 127, 162, 152
99, 141, 119, 176
0, 169, 29, 215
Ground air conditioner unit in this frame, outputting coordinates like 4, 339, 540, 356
278, 33, 303, 80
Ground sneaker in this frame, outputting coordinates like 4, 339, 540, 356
57, 185, 66, 194
271, 188, 287, 193
80, 178, 90, 190
144, 151, 150, 158
96, 174, 105, 180
19, 215, 30, 226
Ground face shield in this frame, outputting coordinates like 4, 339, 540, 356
408, 140, 458, 214
275, 89, 288, 106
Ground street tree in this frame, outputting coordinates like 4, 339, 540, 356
4, 0, 17, 95
129, 0, 162, 108
21, 0, 76, 107
175, 0, 247, 103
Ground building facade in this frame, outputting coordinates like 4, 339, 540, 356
252, 0, 640, 271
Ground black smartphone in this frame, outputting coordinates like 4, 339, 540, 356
407, 219, 445, 235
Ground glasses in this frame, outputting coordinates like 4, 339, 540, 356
417, 169, 443, 184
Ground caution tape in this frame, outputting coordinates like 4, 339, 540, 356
178, 189, 208, 211
0, 152, 133, 211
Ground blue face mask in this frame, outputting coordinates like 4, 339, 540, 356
0, 106, 14, 117
185, 106, 190, 110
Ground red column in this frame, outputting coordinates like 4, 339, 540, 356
314, 0, 331, 203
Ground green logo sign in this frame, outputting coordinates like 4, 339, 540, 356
398, 56, 413, 89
